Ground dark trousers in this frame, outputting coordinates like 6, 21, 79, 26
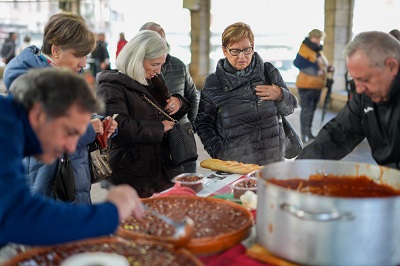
298, 88, 322, 137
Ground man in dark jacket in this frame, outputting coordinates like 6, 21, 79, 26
0, 68, 143, 255
91, 33, 110, 78
297, 31, 400, 170
1, 32, 17, 64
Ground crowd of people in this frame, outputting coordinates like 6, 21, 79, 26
3, 12, 118, 205
0, 9, 400, 262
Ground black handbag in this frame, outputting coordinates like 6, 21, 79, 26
264, 64, 303, 159
53, 152, 76, 203
142, 94, 198, 167
281, 115, 303, 159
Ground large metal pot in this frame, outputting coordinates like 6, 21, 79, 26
256, 159, 400, 266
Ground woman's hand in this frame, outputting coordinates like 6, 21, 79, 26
162, 120, 175, 133
91, 118, 104, 135
104, 116, 118, 138
165, 96, 181, 115
255, 84, 283, 101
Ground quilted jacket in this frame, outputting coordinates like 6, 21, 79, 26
161, 54, 199, 127
196, 53, 297, 166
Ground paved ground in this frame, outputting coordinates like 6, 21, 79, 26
0, 79, 6, 94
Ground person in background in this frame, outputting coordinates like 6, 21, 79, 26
297, 31, 400, 170
0, 68, 143, 256
140, 22, 199, 173
195, 22, 297, 166
294, 29, 333, 143
116, 32, 127, 58
91, 32, 110, 78
3, 11, 117, 204
96, 30, 190, 198
389, 29, 400, 41
1, 32, 17, 64
17, 35, 31, 56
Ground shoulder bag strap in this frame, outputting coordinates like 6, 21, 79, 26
263, 63, 282, 120
141, 94, 176, 123
263, 63, 272, 85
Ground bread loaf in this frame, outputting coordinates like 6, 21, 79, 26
200, 158, 262, 175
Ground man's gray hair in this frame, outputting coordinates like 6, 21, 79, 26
10, 68, 102, 119
344, 31, 400, 68
140, 22, 166, 41
139, 22, 163, 33
115, 30, 169, 85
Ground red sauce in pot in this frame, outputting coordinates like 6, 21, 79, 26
268, 174, 400, 198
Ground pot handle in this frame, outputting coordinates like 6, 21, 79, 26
280, 203, 354, 221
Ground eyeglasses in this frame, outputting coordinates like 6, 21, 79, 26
224, 46, 253, 56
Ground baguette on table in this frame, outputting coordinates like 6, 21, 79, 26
200, 158, 262, 175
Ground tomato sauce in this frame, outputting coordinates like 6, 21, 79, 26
268, 174, 400, 197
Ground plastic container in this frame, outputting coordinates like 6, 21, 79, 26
232, 177, 257, 199
61, 252, 129, 266
172, 173, 205, 193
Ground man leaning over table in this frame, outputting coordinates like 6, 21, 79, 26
0, 68, 144, 259
297, 31, 400, 170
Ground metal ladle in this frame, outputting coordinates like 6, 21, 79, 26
104, 180, 195, 246
142, 204, 194, 247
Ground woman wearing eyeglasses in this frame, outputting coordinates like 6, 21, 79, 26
195, 22, 298, 166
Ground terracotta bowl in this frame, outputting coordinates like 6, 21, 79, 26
117, 196, 254, 255
2, 236, 203, 266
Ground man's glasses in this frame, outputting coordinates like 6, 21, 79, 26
224, 46, 253, 56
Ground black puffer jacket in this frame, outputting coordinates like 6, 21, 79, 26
195, 53, 297, 165
96, 70, 190, 197
162, 54, 199, 126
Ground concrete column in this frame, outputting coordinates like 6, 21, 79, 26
59, 0, 81, 14
185, 0, 211, 90
324, 0, 354, 93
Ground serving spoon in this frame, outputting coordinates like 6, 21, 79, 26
142, 203, 194, 247
103, 180, 194, 247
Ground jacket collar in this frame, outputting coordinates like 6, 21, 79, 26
303, 37, 323, 52
9, 95, 42, 157
216, 52, 265, 92
386, 70, 400, 104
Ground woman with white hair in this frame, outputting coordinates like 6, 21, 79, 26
96, 30, 190, 198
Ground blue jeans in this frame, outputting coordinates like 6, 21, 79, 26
298, 88, 322, 137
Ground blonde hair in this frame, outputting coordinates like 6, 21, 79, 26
41, 12, 95, 57
221, 22, 254, 47
308, 29, 326, 39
